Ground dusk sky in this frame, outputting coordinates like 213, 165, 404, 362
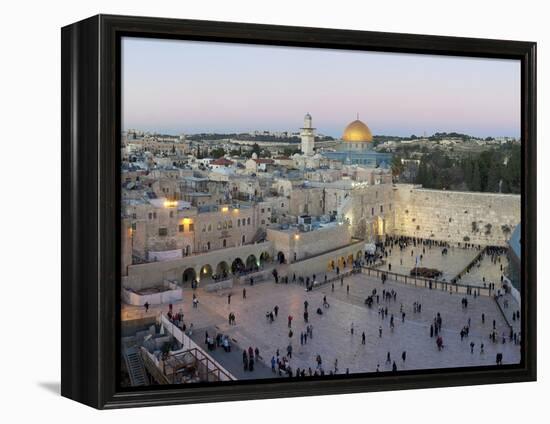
122, 37, 520, 138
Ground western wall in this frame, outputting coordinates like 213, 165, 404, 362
391, 184, 520, 246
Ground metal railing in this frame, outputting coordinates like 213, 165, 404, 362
361, 266, 492, 296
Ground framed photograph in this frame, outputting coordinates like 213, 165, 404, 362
61, 14, 536, 409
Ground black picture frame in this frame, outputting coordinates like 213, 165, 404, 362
61, 14, 537, 409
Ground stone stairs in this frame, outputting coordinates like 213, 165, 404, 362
124, 345, 149, 387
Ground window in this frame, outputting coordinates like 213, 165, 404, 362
207, 242, 211, 250
178, 224, 184, 232
132, 213, 137, 219
158, 227, 168, 236
189, 223, 194, 232
281, 202, 284, 207
237, 219, 241, 227
169, 211, 173, 218
242, 235, 246, 244
131, 223, 136, 231
153, 212, 157, 219
202, 225, 206, 232
247, 217, 251, 225
268, 208, 271, 212
223, 239, 227, 248
389, 204, 392, 211
371, 207, 375, 216
148, 212, 153, 220
208, 224, 212, 232
261, 208, 265, 213
380, 205, 384, 213
228, 221, 232, 229
261, 219, 265, 225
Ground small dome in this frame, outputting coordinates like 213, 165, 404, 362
342, 119, 373, 143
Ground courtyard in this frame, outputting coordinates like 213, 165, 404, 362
122, 268, 520, 379
375, 243, 508, 290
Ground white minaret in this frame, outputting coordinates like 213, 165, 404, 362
300, 113, 315, 156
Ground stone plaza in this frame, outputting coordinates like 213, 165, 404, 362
122, 262, 520, 379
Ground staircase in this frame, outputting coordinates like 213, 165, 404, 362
124, 345, 149, 387
250, 227, 267, 244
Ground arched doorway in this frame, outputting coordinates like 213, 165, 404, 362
338, 256, 346, 268
246, 254, 258, 271
277, 251, 285, 264
356, 250, 363, 260
199, 264, 213, 281
328, 259, 335, 271
216, 261, 230, 279
259, 251, 271, 266
231, 258, 245, 274
347, 254, 354, 265
182, 268, 196, 285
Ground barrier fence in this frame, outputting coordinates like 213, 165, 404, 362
361, 266, 493, 297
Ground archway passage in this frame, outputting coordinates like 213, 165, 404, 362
259, 251, 271, 266
328, 259, 335, 271
356, 250, 363, 260
199, 264, 213, 281
277, 251, 286, 264
231, 258, 245, 274
347, 254, 354, 265
182, 268, 196, 285
246, 254, 258, 271
216, 261, 230, 279
338, 256, 346, 268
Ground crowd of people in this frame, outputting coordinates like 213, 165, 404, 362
151, 236, 520, 379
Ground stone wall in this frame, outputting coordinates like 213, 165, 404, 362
267, 224, 352, 264
392, 184, 520, 246
123, 241, 273, 291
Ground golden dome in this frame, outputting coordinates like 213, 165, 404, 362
342, 119, 373, 143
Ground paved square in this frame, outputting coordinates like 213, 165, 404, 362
376, 244, 480, 282
123, 271, 520, 378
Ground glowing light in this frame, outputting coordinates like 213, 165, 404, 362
222, 206, 229, 212
164, 200, 178, 208
294, 234, 300, 240
182, 218, 192, 225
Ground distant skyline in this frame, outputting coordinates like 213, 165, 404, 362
122, 37, 521, 138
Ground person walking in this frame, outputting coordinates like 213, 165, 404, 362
362, 332, 366, 344
243, 288, 246, 299
227, 293, 231, 305
401, 351, 407, 362
288, 315, 293, 328
274, 305, 279, 317
144, 302, 150, 313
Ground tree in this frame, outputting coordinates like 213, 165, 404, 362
251, 143, 261, 157
471, 161, 481, 192
210, 147, 226, 158
391, 156, 404, 178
